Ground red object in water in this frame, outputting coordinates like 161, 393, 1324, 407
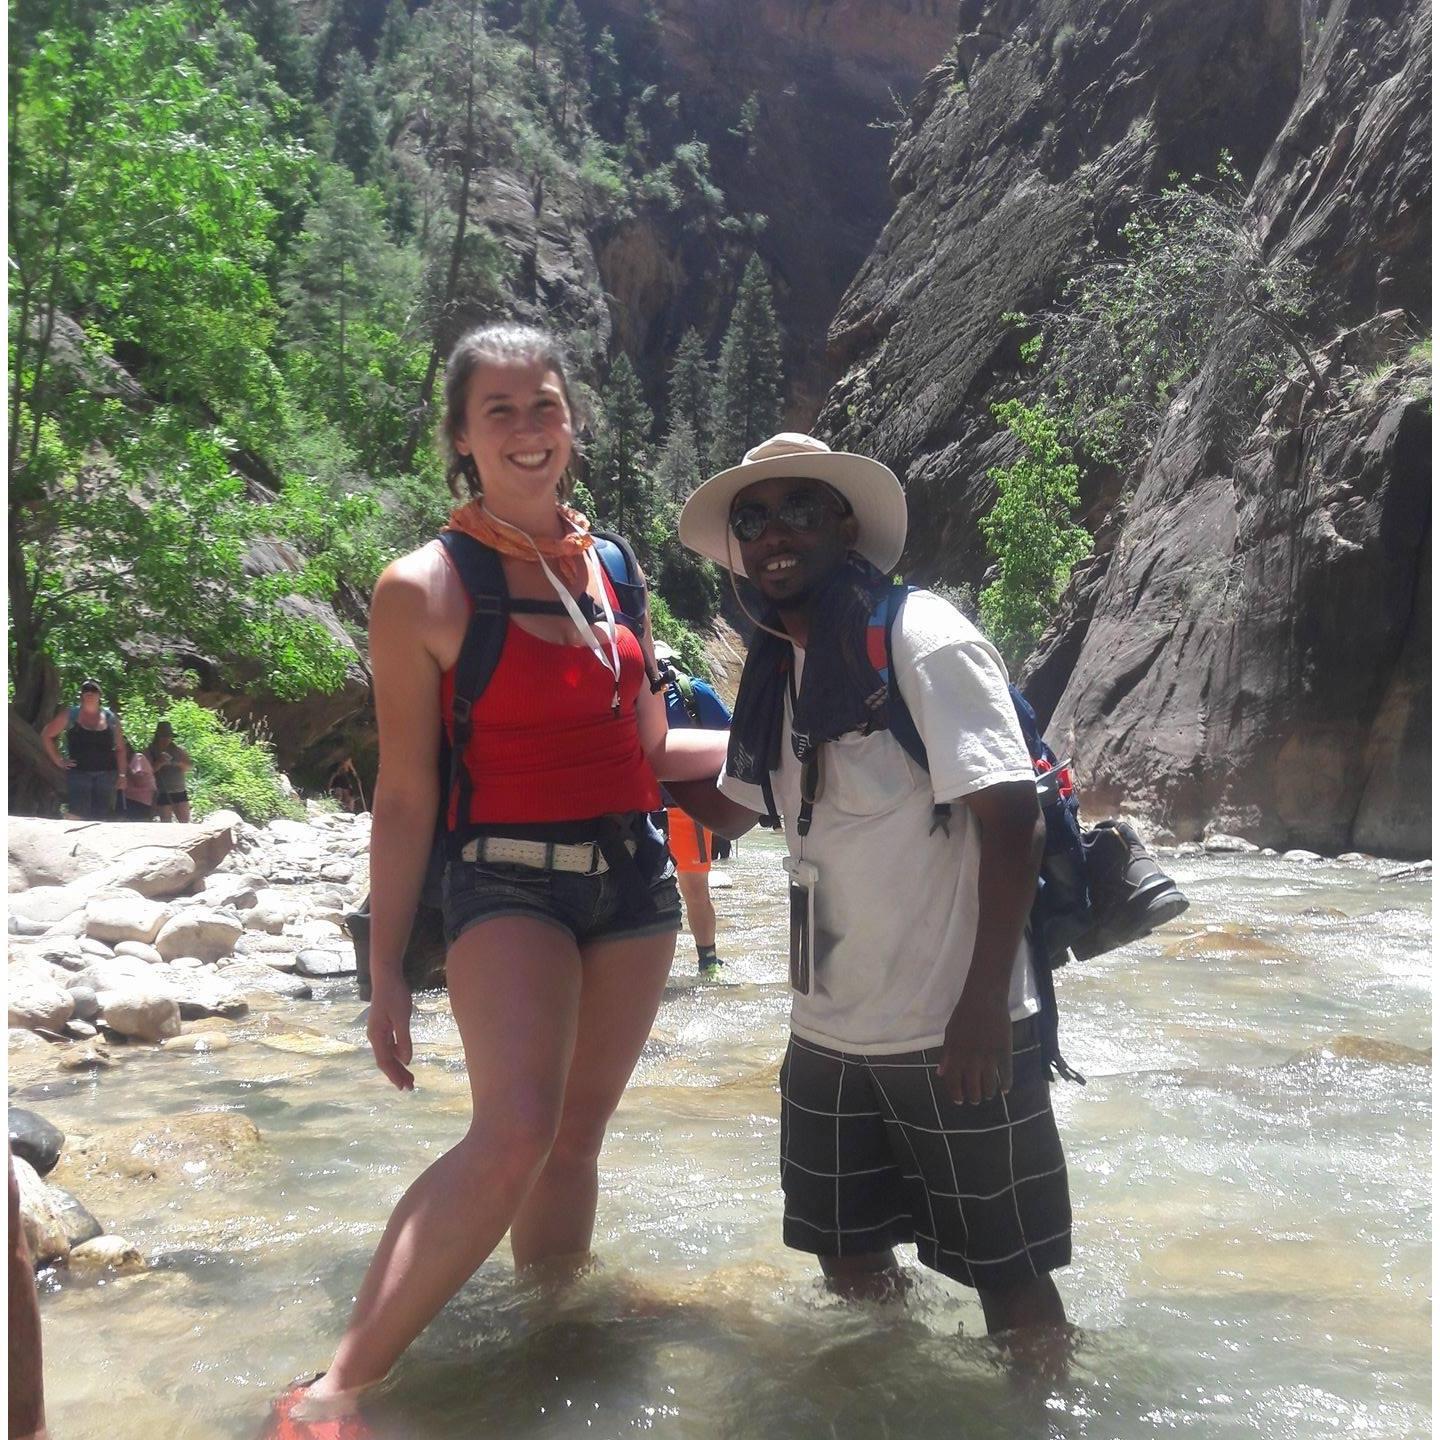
258, 1381, 374, 1440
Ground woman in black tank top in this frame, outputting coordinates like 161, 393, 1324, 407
40, 680, 128, 819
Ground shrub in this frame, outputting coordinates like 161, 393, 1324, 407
119, 696, 303, 824
977, 400, 1091, 669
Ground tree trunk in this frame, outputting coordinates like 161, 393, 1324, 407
9, 704, 66, 817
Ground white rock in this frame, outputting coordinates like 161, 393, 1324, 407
1281, 849, 1324, 863
1202, 833, 1260, 853
320, 861, 354, 883
68, 986, 100, 1022
154, 909, 244, 963
294, 949, 357, 978
220, 962, 313, 1000
169, 955, 206, 970
1337, 852, 1372, 864
85, 893, 174, 946
68, 1236, 146, 1274
161, 1032, 232, 1054
79, 937, 114, 959
165, 973, 248, 1020
8, 960, 76, 1032
97, 989, 182, 1043
12, 1156, 70, 1265
113, 941, 165, 965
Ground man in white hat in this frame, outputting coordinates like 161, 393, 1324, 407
677, 433, 1071, 1353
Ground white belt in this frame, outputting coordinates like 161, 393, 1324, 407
459, 835, 635, 875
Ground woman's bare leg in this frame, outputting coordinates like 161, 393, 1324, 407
174, 799, 191, 823
509, 928, 677, 1270
310, 917, 584, 1398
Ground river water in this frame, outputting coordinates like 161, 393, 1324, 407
15, 837, 1431, 1439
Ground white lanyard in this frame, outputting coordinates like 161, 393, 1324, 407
479, 506, 624, 714
536, 545, 623, 714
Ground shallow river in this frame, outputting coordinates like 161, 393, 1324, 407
16, 838, 1432, 1439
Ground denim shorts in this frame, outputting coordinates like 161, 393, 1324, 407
441, 818, 682, 950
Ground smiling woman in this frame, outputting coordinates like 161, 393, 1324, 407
268, 323, 731, 1433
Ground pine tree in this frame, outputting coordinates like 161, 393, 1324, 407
519, 0, 551, 70
714, 254, 785, 463
227, 0, 311, 98
378, 0, 411, 66
553, 0, 589, 131
655, 417, 701, 501
590, 26, 623, 136
666, 328, 715, 471
595, 353, 654, 533
331, 48, 382, 183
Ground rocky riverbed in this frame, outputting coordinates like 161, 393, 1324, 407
8, 808, 371, 1269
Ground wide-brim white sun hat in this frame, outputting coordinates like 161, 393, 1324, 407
678, 432, 907, 575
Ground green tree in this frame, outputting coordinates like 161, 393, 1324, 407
223, 0, 311, 98
8, 2, 352, 805
591, 353, 654, 534
714, 254, 785, 463
552, 0, 589, 131
330, 47, 382, 183
976, 401, 1091, 669
518, 0, 551, 69
666, 328, 715, 468
655, 416, 701, 500
589, 25, 623, 135
280, 164, 424, 465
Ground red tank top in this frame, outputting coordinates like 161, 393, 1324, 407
440, 587, 661, 827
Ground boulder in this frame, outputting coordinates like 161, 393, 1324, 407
64, 1019, 98, 1040
8, 813, 238, 892
11, 1155, 71, 1265
97, 989, 182, 1043
50, 1111, 263, 1201
294, 949, 356, 979
218, 962, 313, 1001
79, 937, 114, 959
51, 1185, 103, 1246
113, 941, 164, 965
9, 1108, 64, 1176
7, 913, 49, 937
1281, 849, 1324, 863
68, 1236, 146, 1275
1202, 834, 1260, 854
8, 960, 76, 1032
153, 909, 243, 963
164, 973, 248, 1021
85, 893, 174, 946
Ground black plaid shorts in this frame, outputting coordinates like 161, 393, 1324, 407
779, 1016, 1072, 1290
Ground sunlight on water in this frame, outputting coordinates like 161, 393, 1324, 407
17, 840, 1430, 1438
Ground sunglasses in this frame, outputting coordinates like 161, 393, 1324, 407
728, 488, 852, 544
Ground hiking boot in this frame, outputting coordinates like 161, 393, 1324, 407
1070, 820, 1189, 962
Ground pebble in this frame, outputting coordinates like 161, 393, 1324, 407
68, 1236, 146, 1275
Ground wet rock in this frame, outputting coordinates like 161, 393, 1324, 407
8, 960, 76, 1032
1380, 860, 1431, 881
166, 973, 248, 1021
1174, 842, 1204, 857
97, 988, 182, 1043
1164, 926, 1289, 962
12, 1155, 71, 1264
219, 962, 313, 1000
294, 949, 356, 979
154, 908, 244, 963
160, 1032, 232, 1055
57, 1041, 117, 1072
1281, 849, 1324, 863
256, 1032, 358, 1058
1317, 1035, 1431, 1066
113, 941, 165, 965
85, 893, 174, 946
9, 1108, 64, 1175
1337, 852, 1373, 864
1202, 833, 1260, 854
69, 1236, 146, 1275
1259, 848, 1278, 857
9, 1028, 49, 1053
51, 1185, 103, 1247
51, 1111, 263, 1200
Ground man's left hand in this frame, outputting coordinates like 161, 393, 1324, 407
936, 990, 1013, 1105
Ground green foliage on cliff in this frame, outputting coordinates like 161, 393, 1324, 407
1041, 157, 1319, 468
978, 401, 1091, 669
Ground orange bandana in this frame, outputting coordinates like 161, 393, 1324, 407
446, 499, 593, 593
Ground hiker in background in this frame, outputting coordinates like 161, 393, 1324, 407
147, 723, 192, 822
677, 433, 1072, 1367
267, 323, 727, 1433
328, 757, 365, 814
121, 746, 157, 821
40, 679, 127, 820
652, 641, 733, 975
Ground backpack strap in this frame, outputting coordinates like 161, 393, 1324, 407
875, 586, 952, 836
437, 530, 566, 854
673, 671, 703, 727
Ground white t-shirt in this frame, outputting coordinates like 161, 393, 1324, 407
720, 589, 1040, 1053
